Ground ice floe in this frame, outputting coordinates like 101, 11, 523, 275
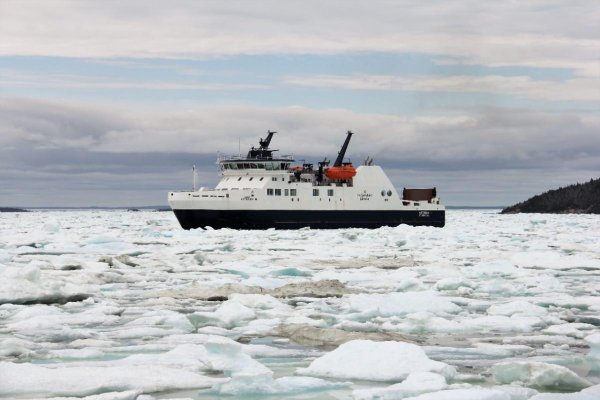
492, 361, 592, 390
352, 371, 448, 399
1, 210, 599, 398
0, 362, 223, 397
298, 340, 456, 381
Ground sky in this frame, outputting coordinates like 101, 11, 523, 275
0, 0, 598, 207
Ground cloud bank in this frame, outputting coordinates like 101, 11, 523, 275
1, 98, 598, 206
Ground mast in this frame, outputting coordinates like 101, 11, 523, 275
334, 130, 354, 167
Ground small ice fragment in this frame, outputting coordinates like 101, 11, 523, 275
488, 300, 547, 317
435, 278, 473, 291
491, 361, 591, 390
529, 383, 600, 399
352, 371, 447, 399
342, 291, 461, 317
466, 260, 518, 277
213, 372, 345, 395
213, 300, 256, 328
45, 390, 142, 400
400, 388, 511, 400
585, 333, 600, 371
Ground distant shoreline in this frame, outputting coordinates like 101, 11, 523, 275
0, 207, 29, 213
501, 178, 600, 214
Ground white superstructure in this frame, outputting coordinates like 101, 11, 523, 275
169, 131, 445, 229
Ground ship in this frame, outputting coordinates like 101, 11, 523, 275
168, 131, 445, 229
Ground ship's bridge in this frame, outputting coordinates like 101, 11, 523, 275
217, 154, 294, 172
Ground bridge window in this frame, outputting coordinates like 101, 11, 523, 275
284, 189, 289, 196
272, 177, 277, 181
313, 189, 319, 196
275, 189, 281, 196
250, 163, 257, 169
290, 189, 297, 196
267, 189, 274, 196
328, 189, 334, 196
258, 163, 264, 169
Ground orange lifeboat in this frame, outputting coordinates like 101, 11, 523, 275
325, 165, 356, 180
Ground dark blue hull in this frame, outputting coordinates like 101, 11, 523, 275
172, 209, 445, 230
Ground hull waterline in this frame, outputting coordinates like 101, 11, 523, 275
172, 209, 445, 230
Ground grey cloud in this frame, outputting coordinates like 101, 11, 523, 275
1, 98, 598, 206
0, 1, 597, 75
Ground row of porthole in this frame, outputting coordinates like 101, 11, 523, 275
381, 190, 393, 196
236, 176, 266, 181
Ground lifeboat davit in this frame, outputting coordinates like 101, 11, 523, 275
325, 165, 356, 180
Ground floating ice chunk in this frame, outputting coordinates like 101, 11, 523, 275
43, 220, 61, 233
352, 371, 447, 400
213, 300, 256, 328
543, 323, 595, 339
528, 384, 600, 399
488, 300, 548, 317
204, 336, 272, 376
387, 312, 542, 335
272, 267, 311, 277
110, 344, 210, 371
466, 260, 519, 277
213, 373, 345, 396
44, 390, 141, 400
342, 291, 461, 318
424, 344, 533, 362
0, 362, 223, 398
0, 266, 91, 305
585, 333, 600, 371
490, 385, 538, 400
110, 327, 181, 339
298, 340, 455, 381
86, 235, 121, 244
435, 278, 473, 291
50, 348, 106, 360
0, 338, 34, 358
511, 252, 561, 268
123, 310, 195, 333
491, 361, 591, 390
401, 388, 511, 400
228, 293, 289, 311
585, 333, 600, 357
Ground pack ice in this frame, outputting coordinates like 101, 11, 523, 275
0, 210, 599, 399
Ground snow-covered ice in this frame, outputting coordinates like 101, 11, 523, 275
298, 339, 455, 380
0, 209, 599, 399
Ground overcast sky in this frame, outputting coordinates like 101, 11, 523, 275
0, 0, 598, 207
